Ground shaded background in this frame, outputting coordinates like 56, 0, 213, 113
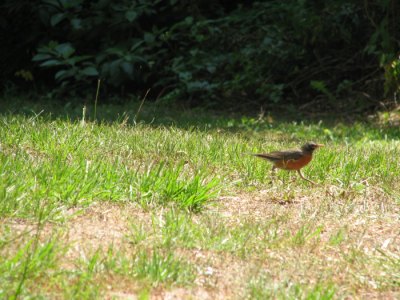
1, 0, 399, 112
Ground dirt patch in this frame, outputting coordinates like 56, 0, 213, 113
2, 186, 400, 299
65, 202, 148, 250
2, 202, 149, 246
215, 185, 400, 247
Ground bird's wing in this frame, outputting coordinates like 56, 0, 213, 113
275, 150, 304, 161
253, 150, 303, 162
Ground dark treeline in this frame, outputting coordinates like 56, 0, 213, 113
1, 0, 399, 111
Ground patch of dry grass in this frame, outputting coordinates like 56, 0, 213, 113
2, 181, 399, 299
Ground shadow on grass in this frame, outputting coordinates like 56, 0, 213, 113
1, 96, 400, 142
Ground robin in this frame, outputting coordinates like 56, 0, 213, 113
252, 142, 324, 184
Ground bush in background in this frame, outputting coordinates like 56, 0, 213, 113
1, 0, 399, 109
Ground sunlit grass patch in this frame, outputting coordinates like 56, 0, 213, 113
127, 208, 284, 257
101, 248, 196, 287
0, 116, 221, 220
0, 234, 65, 299
133, 161, 220, 211
245, 273, 337, 300
0, 99, 399, 298
0, 226, 196, 298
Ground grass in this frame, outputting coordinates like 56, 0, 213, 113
246, 273, 336, 300
0, 96, 399, 298
103, 248, 196, 286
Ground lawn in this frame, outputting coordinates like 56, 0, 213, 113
1, 97, 399, 299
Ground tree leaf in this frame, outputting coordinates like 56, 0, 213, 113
32, 54, 52, 61
125, 11, 137, 22
55, 43, 75, 58
55, 69, 74, 81
80, 66, 99, 76
110, 59, 123, 82
121, 62, 134, 78
40, 60, 63, 67
50, 13, 66, 27
144, 32, 155, 44
130, 41, 145, 52
71, 18, 83, 30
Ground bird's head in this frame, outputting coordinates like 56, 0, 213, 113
301, 142, 324, 153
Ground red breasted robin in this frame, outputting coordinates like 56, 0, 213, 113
252, 142, 324, 184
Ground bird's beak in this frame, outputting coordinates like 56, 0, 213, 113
316, 144, 324, 147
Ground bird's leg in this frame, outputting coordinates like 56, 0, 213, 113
297, 169, 317, 185
269, 165, 277, 184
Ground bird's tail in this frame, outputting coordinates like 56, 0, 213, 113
248, 153, 278, 162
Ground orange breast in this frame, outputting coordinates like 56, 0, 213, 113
274, 155, 312, 170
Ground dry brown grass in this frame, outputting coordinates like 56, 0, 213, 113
2, 182, 399, 299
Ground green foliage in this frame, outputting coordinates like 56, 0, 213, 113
33, 42, 98, 84
384, 56, 400, 96
310, 81, 336, 103
2, 0, 399, 106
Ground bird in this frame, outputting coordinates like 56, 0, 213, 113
252, 142, 324, 185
